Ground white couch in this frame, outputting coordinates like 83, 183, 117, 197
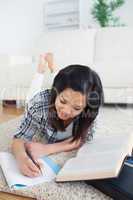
0, 27, 133, 104
93, 27, 133, 104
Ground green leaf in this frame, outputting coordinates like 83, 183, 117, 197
91, 0, 125, 27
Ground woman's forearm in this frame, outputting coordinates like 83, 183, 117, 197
20, 137, 82, 159
47, 137, 82, 154
11, 139, 27, 160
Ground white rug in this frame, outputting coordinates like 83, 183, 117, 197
0, 106, 133, 200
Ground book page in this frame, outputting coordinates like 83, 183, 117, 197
56, 150, 125, 182
56, 133, 133, 182
77, 133, 133, 157
0, 152, 61, 189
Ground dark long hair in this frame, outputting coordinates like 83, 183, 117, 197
48, 64, 104, 143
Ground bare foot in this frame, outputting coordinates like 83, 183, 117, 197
37, 53, 55, 74
45, 52, 55, 73
37, 54, 47, 74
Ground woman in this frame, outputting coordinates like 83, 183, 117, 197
11, 54, 104, 178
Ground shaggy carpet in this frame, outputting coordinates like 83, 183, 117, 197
0, 106, 133, 200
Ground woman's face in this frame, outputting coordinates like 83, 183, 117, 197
55, 88, 86, 121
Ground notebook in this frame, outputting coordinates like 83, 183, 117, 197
0, 152, 61, 189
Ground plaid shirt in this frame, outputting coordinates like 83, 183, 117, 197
14, 89, 95, 143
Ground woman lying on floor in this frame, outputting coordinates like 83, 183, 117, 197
11, 53, 104, 177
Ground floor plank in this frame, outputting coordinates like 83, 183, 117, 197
0, 192, 35, 200
0, 105, 24, 123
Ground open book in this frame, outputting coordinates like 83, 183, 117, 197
56, 133, 133, 182
0, 152, 61, 189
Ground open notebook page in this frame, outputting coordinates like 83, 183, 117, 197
0, 152, 61, 189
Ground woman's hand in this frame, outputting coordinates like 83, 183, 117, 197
11, 139, 42, 177
37, 52, 55, 73
25, 137, 83, 161
17, 154, 42, 177
25, 142, 50, 160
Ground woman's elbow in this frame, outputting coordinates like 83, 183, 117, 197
72, 138, 83, 150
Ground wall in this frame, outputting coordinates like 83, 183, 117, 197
0, 0, 133, 55
0, 0, 44, 55
115, 0, 133, 26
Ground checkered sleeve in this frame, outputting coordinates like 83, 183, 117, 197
13, 94, 42, 141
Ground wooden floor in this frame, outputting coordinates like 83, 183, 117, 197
0, 192, 35, 200
0, 104, 24, 123
0, 104, 35, 200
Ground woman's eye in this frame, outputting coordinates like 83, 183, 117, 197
60, 99, 66, 104
74, 108, 81, 111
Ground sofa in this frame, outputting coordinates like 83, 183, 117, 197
0, 27, 133, 104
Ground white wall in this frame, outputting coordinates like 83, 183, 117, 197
115, 0, 133, 26
0, 0, 133, 56
0, 0, 44, 55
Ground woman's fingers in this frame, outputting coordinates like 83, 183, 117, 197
22, 166, 38, 177
27, 157, 41, 173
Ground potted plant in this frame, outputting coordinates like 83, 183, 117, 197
91, 0, 125, 27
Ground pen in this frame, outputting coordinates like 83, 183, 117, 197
25, 149, 43, 176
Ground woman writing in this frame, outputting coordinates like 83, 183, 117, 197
11, 54, 104, 178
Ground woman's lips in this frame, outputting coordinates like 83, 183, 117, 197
58, 111, 69, 119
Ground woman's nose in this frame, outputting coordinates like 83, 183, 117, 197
63, 110, 71, 116
62, 107, 72, 116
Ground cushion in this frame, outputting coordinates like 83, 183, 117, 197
33, 29, 96, 92
33, 29, 96, 68
95, 27, 133, 61
93, 60, 133, 88
0, 107, 133, 199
